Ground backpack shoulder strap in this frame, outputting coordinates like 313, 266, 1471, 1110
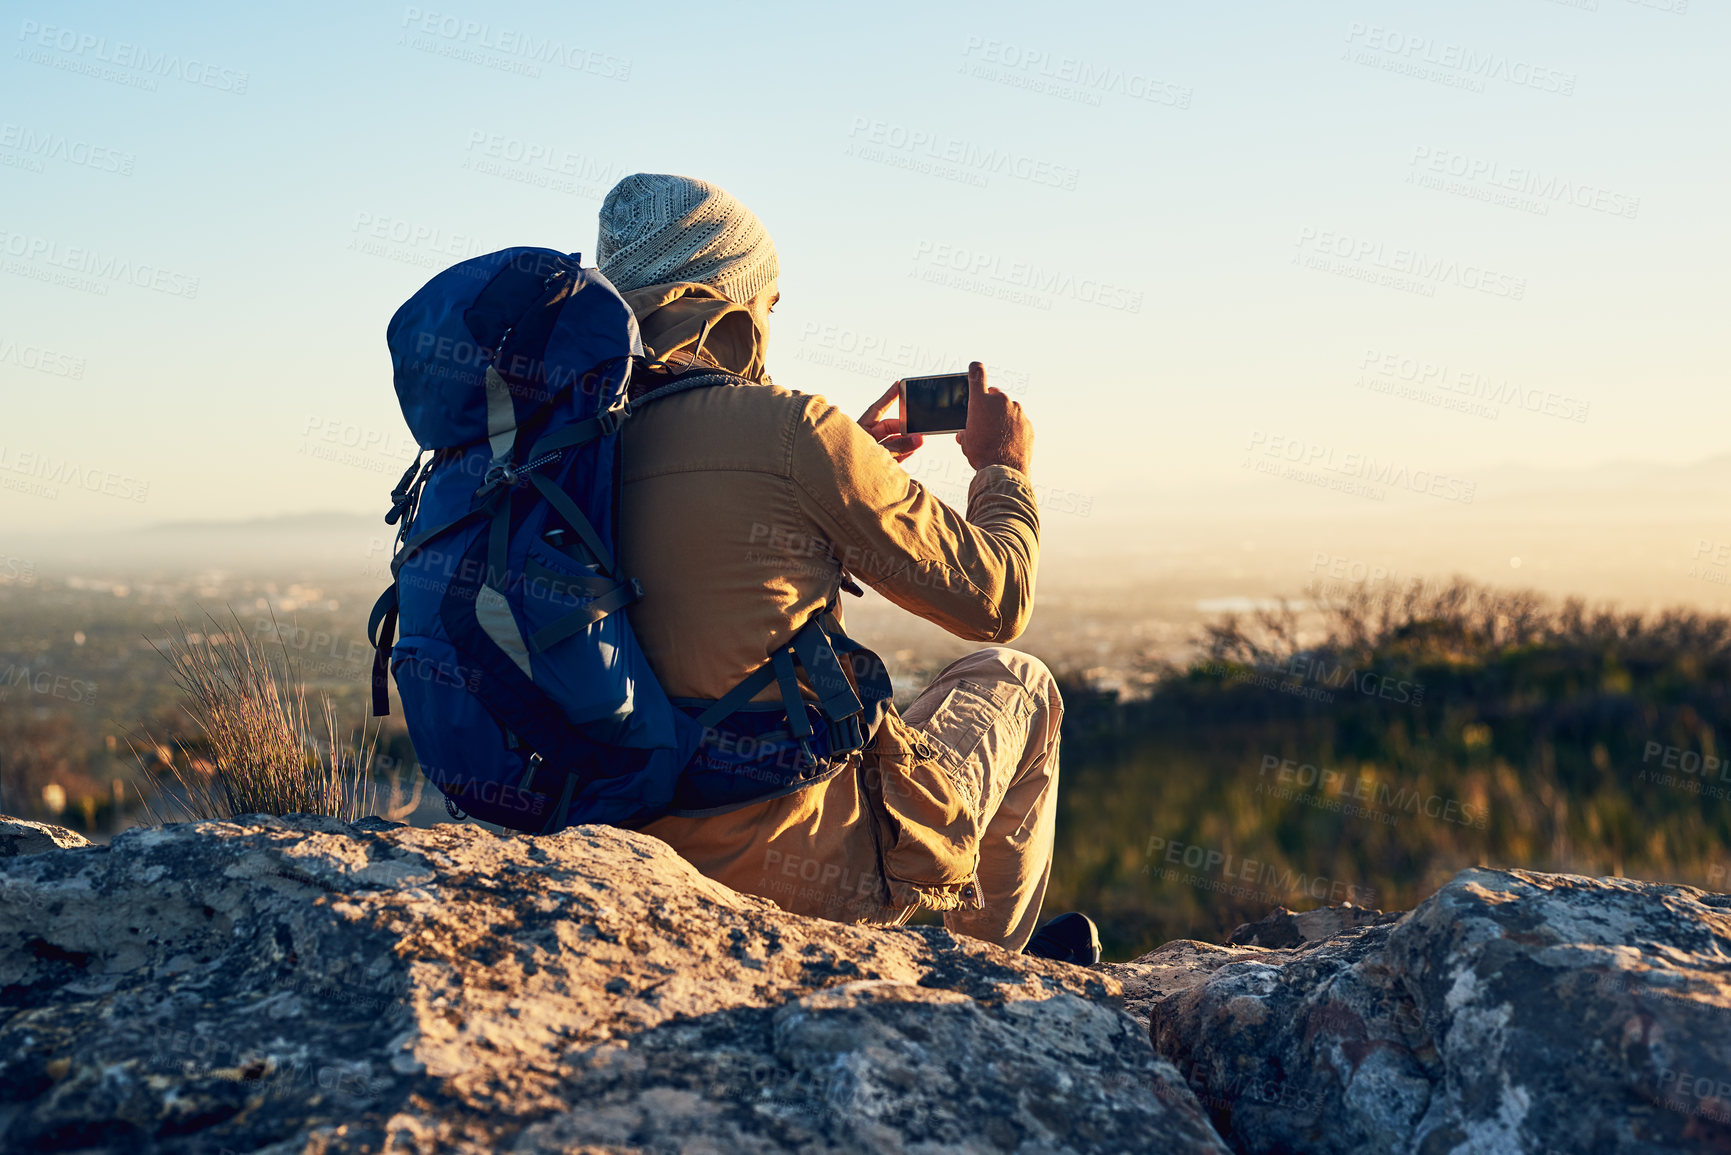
630, 369, 752, 410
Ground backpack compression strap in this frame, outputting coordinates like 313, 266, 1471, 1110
692, 608, 893, 767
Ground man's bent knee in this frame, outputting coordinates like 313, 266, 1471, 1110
953, 646, 1062, 710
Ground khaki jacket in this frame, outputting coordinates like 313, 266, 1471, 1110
620, 286, 1040, 921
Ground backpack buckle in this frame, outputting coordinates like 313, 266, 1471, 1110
595, 398, 629, 437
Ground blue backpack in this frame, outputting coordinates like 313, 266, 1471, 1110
367, 247, 892, 833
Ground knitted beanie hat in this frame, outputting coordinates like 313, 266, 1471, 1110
596, 173, 779, 305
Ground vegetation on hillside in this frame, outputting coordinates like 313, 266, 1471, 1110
1047, 578, 1731, 956
5, 575, 1728, 965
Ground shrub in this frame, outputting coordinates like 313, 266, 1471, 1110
139, 612, 377, 823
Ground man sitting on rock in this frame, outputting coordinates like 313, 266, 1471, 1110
600, 172, 1087, 960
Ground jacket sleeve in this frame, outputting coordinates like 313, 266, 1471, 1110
788, 396, 1040, 643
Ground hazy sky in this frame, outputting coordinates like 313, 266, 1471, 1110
2, 0, 1725, 533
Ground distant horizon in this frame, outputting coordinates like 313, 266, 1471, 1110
0, 442, 1726, 537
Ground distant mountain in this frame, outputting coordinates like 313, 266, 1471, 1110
144, 512, 380, 533
1469, 453, 1731, 500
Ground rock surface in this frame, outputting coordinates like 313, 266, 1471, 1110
0, 817, 91, 858
0, 814, 1228, 1154
1099, 939, 1283, 1034
1147, 868, 1731, 1153
1225, 902, 1399, 949
8, 816, 1731, 1155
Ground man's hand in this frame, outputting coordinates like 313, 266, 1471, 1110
957, 362, 1033, 477
859, 382, 925, 464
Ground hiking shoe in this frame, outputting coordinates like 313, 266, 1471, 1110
1023, 912, 1102, 965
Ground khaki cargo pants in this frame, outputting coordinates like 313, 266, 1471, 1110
893, 646, 1064, 951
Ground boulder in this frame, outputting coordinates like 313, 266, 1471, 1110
0, 816, 91, 858
0, 814, 1228, 1154
1147, 868, 1731, 1153
1225, 902, 1399, 949
11, 814, 1731, 1154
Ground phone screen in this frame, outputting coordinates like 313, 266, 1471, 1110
901, 373, 970, 435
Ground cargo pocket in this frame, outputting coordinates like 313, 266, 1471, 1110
908, 675, 1033, 813
865, 709, 981, 909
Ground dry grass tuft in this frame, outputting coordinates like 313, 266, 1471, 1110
139, 610, 377, 824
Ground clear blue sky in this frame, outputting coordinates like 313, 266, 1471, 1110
2, 0, 1725, 530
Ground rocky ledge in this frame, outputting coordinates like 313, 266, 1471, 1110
1124, 869, 1731, 1153
0, 817, 91, 858
0, 815, 1224, 1154
1, 815, 1728, 1154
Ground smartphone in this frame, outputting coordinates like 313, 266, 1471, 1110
900, 372, 971, 436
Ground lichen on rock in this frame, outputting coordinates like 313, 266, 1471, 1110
1145, 868, 1731, 1154
0, 814, 1227, 1154
8, 817, 1728, 1154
